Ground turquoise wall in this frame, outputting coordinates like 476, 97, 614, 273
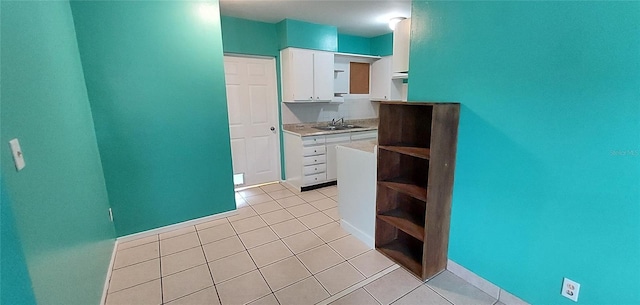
276, 19, 338, 52
337, 33, 393, 57
370, 33, 393, 57
219, 15, 286, 180
221, 15, 279, 56
409, 1, 640, 304
338, 33, 371, 55
71, 0, 236, 236
1, 181, 37, 305
1, 1, 116, 304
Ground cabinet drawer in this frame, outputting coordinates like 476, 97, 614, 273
303, 145, 326, 156
325, 133, 351, 144
302, 135, 326, 146
303, 164, 326, 175
303, 172, 326, 185
303, 154, 326, 166
351, 130, 378, 141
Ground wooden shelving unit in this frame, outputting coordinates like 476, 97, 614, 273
375, 101, 460, 280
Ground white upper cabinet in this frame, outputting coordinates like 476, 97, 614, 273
392, 18, 411, 73
281, 48, 334, 102
371, 56, 402, 100
289, 49, 314, 101
312, 51, 334, 101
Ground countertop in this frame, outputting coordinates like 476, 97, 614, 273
282, 118, 378, 137
338, 140, 377, 153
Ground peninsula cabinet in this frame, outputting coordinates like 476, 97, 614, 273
375, 101, 460, 280
281, 48, 334, 103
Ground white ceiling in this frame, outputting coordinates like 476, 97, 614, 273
219, 0, 412, 38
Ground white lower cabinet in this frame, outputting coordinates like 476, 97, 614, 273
284, 130, 378, 190
325, 134, 352, 181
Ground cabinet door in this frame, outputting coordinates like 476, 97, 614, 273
325, 134, 351, 181
325, 143, 339, 181
371, 56, 391, 100
291, 49, 314, 101
392, 18, 411, 73
313, 51, 334, 101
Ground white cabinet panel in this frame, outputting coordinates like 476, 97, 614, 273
325, 134, 351, 181
303, 172, 327, 185
303, 145, 326, 156
303, 163, 326, 175
281, 48, 334, 103
302, 135, 326, 146
313, 51, 334, 101
371, 56, 402, 101
350, 130, 378, 141
291, 49, 314, 101
392, 18, 411, 73
303, 155, 326, 166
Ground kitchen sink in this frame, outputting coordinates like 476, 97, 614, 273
313, 124, 365, 131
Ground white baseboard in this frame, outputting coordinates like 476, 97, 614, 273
116, 209, 237, 243
447, 259, 529, 305
100, 239, 118, 305
340, 219, 374, 249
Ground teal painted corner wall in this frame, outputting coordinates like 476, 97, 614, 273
1, 1, 116, 304
219, 15, 286, 180
338, 33, 371, 55
408, 1, 640, 304
71, 0, 236, 236
370, 33, 393, 57
276, 18, 338, 52
221, 15, 279, 57
1, 180, 37, 305
337, 33, 393, 57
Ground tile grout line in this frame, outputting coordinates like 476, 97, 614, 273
315, 264, 400, 305
158, 240, 164, 305
194, 225, 223, 305
226, 210, 274, 305
362, 288, 383, 305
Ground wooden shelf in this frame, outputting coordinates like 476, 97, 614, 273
379, 145, 430, 159
377, 240, 423, 276
376, 102, 460, 280
378, 180, 427, 202
377, 210, 425, 241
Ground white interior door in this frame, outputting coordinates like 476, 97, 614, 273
224, 55, 280, 187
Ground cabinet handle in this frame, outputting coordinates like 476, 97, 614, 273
314, 150, 317, 152
310, 96, 313, 100
314, 159, 317, 162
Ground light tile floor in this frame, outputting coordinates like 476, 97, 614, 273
105, 183, 499, 305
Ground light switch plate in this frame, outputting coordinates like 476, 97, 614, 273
9, 138, 26, 171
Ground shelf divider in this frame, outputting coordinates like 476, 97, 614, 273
377, 211, 425, 241
378, 180, 427, 202
377, 240, 423, 276
379, 146, 430, 159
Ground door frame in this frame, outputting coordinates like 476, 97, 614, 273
223, 53, 282, 188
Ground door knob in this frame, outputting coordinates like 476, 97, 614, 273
270, 126, 275, 131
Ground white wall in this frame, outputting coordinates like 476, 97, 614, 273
282, 97, 379, 124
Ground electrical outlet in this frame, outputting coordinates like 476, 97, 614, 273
108, 208, 113, 222
561, 277, 580, 302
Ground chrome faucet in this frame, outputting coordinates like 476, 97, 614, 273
332, 117, 344, 126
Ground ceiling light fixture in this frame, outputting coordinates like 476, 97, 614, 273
389, 17, 406, 30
